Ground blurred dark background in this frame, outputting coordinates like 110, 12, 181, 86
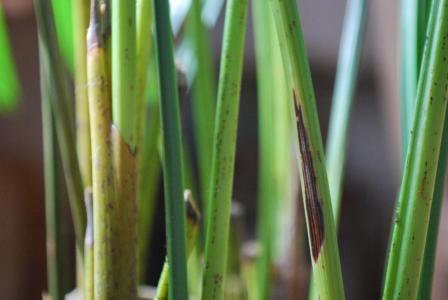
1, 0, 448, 299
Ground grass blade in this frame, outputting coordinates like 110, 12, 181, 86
111, 0, 139, 296
72, 0, 91, 190
136, 0, 153, 152
200, 0, 249, 298
326, 0, 366, 220
189, 0, 217, 209
72, 0, 92, 294
202, 0, 248, 300
400, 0, 420, 156
40, 53, 67, 300
155, 191, 201, 300
417, 104, 448, 299
86, 3, 118, 298
35, 0, 86, 253
112, 0, 137, 147
153, 0, 189, 298
382, 0, 448, 297
309, 1, 366, 298
0, 4, 20, 112
269, 0, 345, 298
51, 0, 74, 72
253, 0, 293, 298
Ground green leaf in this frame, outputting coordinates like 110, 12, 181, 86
0, 5, 20, 113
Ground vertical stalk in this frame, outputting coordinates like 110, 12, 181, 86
417, 104, 448, 299
155, 191, 201, 300
87, 3, 117, 298
35, 0, 86, 253
382, 0, 448, 297
189, 0, 217, 209
201, 0, 249, 298
138, 101, 161, 281
40, 51, 66, 300
135, 2, 159, 280
72, 0, 91, 194
112, 0, 137, 146
308, 2, 366, 298
153, 0, 189, 298
72, 0, 92, 294
326, 0, 366, 220
51, 0, 74, 72
400, 0, 419, 157
253, 0, 293, 298
269, 0, 345, 298
0, 4, 20, 112
135, 0, 153, 150
111, 0, 138, 296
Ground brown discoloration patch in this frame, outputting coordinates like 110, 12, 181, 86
292, 90, 325, 262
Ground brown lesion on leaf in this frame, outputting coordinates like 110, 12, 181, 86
292, 89, 325, 262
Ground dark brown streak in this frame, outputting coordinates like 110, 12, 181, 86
293, 90, 325, 262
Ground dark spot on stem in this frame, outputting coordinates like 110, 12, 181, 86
293, 90, 325, 262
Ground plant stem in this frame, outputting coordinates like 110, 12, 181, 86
111, 0, 139, 296
400, 0, 430, 160
269, 0, 345, 298
153, 0, 189, 298
189, 0, 217, 210
136, 0, 154, 152
252, 2, 276, 298
400, 0, 420, 157
155, 191, 201, 300
326, 0, 366, 221
87, 4, 117, 298
308, 2, 366, 298
382, 0, 448, 297
417, 104, 448, 299
112, 0, 137, 148
51, 0, 74, 72
138, 101, 161, 281
35, 0, 86, 253
0, 4, 20, 113
40, 54, 66, 300
72, 0, 91, 191
253, 0, 293, 297
201, 0, 248, 298
72, 0, 92, 293
135, 3, 158, 279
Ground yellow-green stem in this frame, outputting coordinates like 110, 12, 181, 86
87, 5, 117, 298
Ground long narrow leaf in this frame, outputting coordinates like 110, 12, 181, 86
201, 0, 249, 298
253, 0, 293, 298
417, 104, 448, 299
51, 0, 74, 72
154, 0, 189, 298
40, 54, 67, 300
35, 0, 86, 253
269, 0, 345, 298
0, 5, 20, 112
382, 0, 448, 297
326, 0, 367, 220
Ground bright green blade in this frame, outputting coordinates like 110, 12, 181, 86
51, 0, 74, 72
382, 0, 448, 297
0, 5, 20, 113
